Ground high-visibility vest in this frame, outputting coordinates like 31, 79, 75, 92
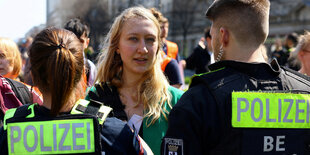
165, 40, 179, 60
161, 51, 172, 72
3, 100, 107, 154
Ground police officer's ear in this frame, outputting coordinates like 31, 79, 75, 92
219, 27, 229, 47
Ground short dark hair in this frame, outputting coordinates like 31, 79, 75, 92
204, 27, 211, 39
206, 0, 270, 48
64, 18, 90, 39
287, 32, 298, 46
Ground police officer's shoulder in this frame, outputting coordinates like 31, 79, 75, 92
173, 83, 212, 114
190, 69, 222, 88
4, 104, 34, 120
3, 104, 36, 130
281, 66, 310, 87
189, 65, 240, 90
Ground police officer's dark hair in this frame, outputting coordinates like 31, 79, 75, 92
64, 18, 90, 40
204, 27, 211, 39
29, 27, 84, 116
206, 0, 270, 48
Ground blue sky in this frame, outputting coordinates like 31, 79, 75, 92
0, 0, 46, 41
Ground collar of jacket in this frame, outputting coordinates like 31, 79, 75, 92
208, 59, 281, 78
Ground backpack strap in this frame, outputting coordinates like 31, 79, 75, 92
71, 99, 112, 125
5, 78, 31, 105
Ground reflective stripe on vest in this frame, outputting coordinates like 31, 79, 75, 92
71, 99, 112, 125
232, 92, 310, 128
3, 108, 18, 131
7, 118, 95, 154
3, 104, 36, 131
166, 40, 178, 60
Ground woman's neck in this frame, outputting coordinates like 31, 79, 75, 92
119, 70, 144, 119
121, 70, 143, 89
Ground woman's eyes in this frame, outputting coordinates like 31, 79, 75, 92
146, 37, 155, 42
128, 37, 156, 43
129, 37, 138, 41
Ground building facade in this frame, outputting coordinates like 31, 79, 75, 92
45, 0, 310, 57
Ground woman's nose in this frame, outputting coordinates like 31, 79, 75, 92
137, 40, 148, 54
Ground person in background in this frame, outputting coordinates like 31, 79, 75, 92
0, 38, 22, 80
0, 37, 42, 103
181, 27, 214, 74
0, 27, 149, 154
284, 32, 299, 70
150, 8, 183, 88
19, 37, 32, 65
86, 7, 184, 155
284, 32, 299, 54
271, 38, 286, 66
64, 18, 97, 87
288, 31, 310, 76
162, 0, 310, 154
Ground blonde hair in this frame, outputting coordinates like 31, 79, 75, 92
96, 6, 171, 126
0, 37, 22, 79
289, 31, 310, 68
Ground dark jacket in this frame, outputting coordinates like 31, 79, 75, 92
163, 60, 310, 155
185, 45, 211, 74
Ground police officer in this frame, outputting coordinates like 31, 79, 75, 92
162, 0, 310, 154
0, 27, 149, 154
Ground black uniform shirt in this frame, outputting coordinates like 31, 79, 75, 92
163, 60, 310, 155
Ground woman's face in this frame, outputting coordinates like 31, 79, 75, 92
0, 50, 13, 77
118, 17, 158, 76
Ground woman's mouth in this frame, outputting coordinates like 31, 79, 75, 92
134, 58, 148, 64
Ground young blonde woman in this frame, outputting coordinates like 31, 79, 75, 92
86, 6, 184, 155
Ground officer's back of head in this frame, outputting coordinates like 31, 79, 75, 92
206, 0, 270, 62
29, 27, 84, 116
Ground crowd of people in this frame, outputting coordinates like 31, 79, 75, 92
0, 0, 310, 154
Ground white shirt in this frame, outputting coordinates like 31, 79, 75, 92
127, 114, 143, 133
